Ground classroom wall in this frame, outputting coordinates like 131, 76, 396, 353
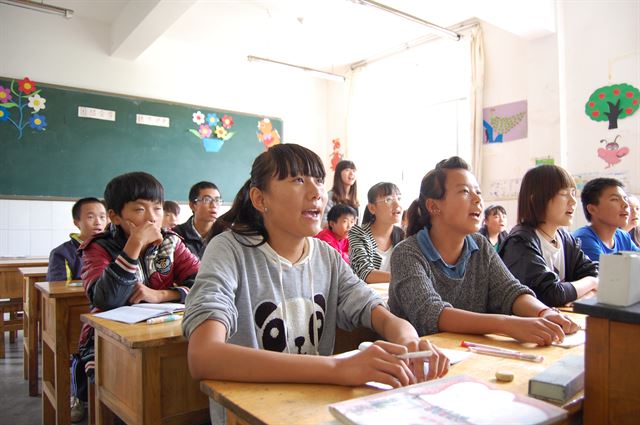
0, 5, 330, 256
480, 0, 639, 232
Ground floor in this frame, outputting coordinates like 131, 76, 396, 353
0, 331, 89, 425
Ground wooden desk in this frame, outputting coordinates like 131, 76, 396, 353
18, 265, 49, 396
574, 298, 640, 425
81, 315, 209, 425
0, 257, 48, 299
36, 281, 90, 425
201, 318, 586, 425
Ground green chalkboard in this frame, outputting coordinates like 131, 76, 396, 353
0, 77, 283, 201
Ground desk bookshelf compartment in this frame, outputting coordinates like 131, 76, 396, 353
40, 284, 90, 425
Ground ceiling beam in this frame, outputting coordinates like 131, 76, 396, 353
110, 0, 197, 59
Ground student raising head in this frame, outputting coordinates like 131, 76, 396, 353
174, 181, 221, 259
573, 177, 639, 261
322, 160, 359, 227
478, 204, 508, 251
315, 203, 357, 263
183, 144, 448, 424
625, 194, 640, 246
349, 182, 404, 283
389, 157, 579, 344
499, 165, 598, 307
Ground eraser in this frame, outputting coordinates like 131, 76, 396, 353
495, 370, 514, 382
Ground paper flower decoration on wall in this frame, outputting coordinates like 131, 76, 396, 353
0, 77, 48, 140
585, 83, 639, 129
257, 118, 281, 150
330, 138, 343, 171
189, 110, 235, 152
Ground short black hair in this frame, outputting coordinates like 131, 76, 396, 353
104, 172, 164, 215
163, 200, 181, 215
71, 197, 103, 221
327, 203, 357, 229
484, 204, 506, 220
189, 181, 219, 203
581, 177, 625, 222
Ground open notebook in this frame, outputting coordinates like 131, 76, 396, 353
93, 303, 185, 324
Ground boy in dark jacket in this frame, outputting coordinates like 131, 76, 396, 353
73, 172, 200, 421
173, 181, 221, 258
46, 198, 106, 282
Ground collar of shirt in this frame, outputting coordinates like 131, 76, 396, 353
416, 227, 479, 279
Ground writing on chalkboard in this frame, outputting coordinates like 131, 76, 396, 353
78, 106, 116, 121
136, 114, 170, 127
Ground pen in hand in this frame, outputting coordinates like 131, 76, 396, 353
358, 342, 433, 359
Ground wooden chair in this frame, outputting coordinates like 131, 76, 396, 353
0, 298, 23, 358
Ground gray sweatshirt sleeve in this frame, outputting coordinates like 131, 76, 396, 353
332, 249, 386, 331
388, 240, 452, 336
182, 235, 239, 339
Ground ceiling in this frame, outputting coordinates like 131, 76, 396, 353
41, 0, 555, 70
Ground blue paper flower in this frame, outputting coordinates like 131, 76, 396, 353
206, 113, 219, 126
28, 114, 47, 130
0, 106, 9, 122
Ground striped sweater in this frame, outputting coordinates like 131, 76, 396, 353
348, 222, 404, 281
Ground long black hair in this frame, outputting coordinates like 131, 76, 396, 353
331, 160, 359, 208
205, 144, 326, 245
406, 156, 470, 237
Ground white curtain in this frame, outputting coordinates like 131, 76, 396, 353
469, 24, 485, 184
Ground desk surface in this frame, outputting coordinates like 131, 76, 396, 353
201, 321, 586, 425
0, 257, 48, 267
36, 280, 86, 298
81, 314, 186, 349
18, 266, 49, 276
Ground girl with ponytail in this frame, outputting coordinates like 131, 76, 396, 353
184, 144, 448, 424
389, 157, 579, 345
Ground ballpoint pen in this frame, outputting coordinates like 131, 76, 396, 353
467, 346, 544, 362
358, 341, 432, 359
146, 314, 182, 325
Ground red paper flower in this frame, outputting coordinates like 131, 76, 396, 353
18, 77, 37, 95
221, 114, 234, 129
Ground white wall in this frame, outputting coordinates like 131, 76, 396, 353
480, 21, 561, 231
0, 5, 329, 256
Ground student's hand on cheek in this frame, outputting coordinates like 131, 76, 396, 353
128, 220, 163, 247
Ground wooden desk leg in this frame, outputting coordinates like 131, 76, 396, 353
584, 316, 609, 425
27, 277, 40, 396
88, 380, 96, 425
94, 335, 115, 425
54, 299, 71, 425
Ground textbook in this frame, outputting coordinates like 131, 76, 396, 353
93, 303, 185, 324
329, 374, 567, 425
528, 354, 584, 403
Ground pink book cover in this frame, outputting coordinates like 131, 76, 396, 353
329, 374, 567, 425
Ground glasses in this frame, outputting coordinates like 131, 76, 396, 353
375, 195, 401, 206
195, 196, 222, 206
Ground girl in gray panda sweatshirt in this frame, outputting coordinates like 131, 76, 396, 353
182, 144, 449, 424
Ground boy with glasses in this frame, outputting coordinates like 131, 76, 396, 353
174, 181, 222, 258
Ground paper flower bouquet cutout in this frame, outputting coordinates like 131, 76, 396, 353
0, 77, 48, 140
190, 110, 235, 152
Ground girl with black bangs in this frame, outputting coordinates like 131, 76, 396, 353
322, 159, 360, 227
184, 144, 448, 424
